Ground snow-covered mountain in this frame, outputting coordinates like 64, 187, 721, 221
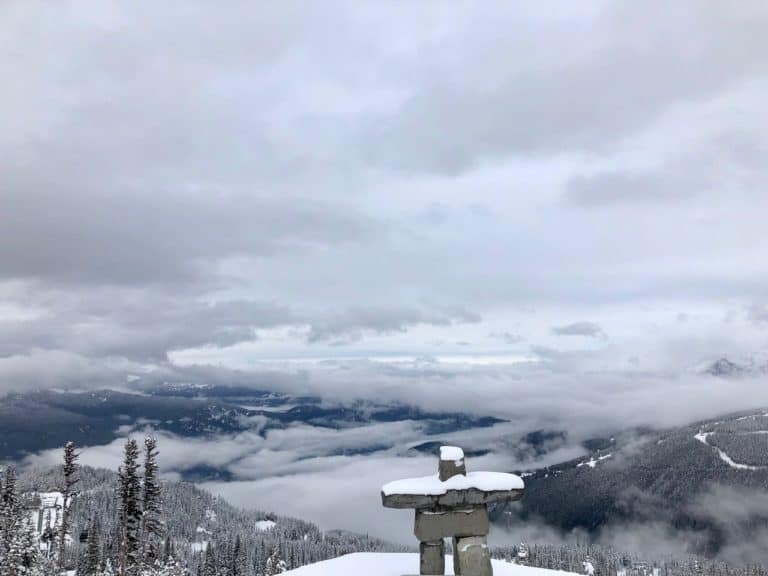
701, 356, 768, 378
0, 387, 502, 465
495, 408, 768, 557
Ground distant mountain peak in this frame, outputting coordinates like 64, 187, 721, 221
702, 356, 768, 378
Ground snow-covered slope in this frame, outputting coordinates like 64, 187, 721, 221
283, 552, 576, 576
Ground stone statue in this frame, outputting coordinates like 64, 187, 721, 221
381, 446, 524, 576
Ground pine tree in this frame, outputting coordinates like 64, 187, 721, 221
83, 519, 102, 575
118, 439, 143, 576
231, 535, 247, 576
19, 519, 40, 573
0, 466, 42, 576
142, 436, 163, 566
58, 440, 80, 569
202, 543, 217, 576
0, 466, 22, 576
265, 547, 287, 575
163, 536, 174, 564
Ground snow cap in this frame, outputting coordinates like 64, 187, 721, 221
439, 445, 464, 462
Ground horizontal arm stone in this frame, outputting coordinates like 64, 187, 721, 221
381, 487, 523, 509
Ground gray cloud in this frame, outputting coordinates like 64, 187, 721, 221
566, 129, 768, 207
307, 306, 481, 344
748, 303, 768, 326
490, 332, 523, 345
551, 322, 606, 339
0, 0, 767, 456
363, 2, 768, 173
566, 171, 695, 207
0, 187, 373, 286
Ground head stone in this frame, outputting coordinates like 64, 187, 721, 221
438, 445, 466, 481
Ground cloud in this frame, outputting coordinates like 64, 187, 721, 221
1, 0, 768, 390
566, 171, 694, 207
490, 332, 523, 345
551, 322, 606, 339
748, 303, 768, 326
363, 2, 768, 174
306, 306, 481, 344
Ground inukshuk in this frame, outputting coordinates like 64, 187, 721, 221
381, 446, 524, 576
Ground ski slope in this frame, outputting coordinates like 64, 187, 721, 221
284, 552, 578, 576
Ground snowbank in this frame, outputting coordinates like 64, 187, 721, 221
283, 552, 576, 576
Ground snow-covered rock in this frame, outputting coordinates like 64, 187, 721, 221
440, 446, 464, 462
382, 471, 523, 496
283, 552, 577, 576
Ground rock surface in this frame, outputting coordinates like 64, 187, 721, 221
415, 507, 490, 541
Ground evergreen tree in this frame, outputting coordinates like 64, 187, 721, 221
265, 547, 287, 575
231, 535, 247, 576
163, 535, 175, 564
118, 439, 143, 576
202, 543, 217, 576
142, 436, 163, 566
0, 466, 42, 576
0, 466, 22, 576
83, 519, 102, 575
58, 440, 80, 569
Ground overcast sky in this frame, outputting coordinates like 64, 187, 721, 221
2, 1, 768, 419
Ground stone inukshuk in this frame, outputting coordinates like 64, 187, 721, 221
381, 446, 524, 576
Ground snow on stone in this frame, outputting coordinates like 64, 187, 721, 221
204, 508, 217, 522
190, 541, 208, 553
440, 446, 464, 462
255, 519, 276, 532
382, 471, 523, 496
283, 552, 576, 576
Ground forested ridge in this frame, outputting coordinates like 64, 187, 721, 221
1, 439, 404, 575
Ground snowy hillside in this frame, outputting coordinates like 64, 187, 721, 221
283, 552, 577, 576
493, 407, 768, 557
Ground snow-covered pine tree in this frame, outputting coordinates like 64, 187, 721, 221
231, 535, 247, 576
0, 469, 6, 567
202, 542, 217, 576
0, 466, 44, 576
157, 555, 186, 576
0, 466, 22, 576
118, 438, 143, 576
142, 436, 163, 567
58, 440, 80, 570
83, 519, 102, 575
18, 518, 41, 574
265, 547, 287, 575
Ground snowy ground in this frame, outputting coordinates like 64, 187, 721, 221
283, 553, 577, 576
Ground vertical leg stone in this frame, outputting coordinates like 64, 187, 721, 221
452, 537, 461, 575
455, 535, 492, 576
420, 540, 445, 575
